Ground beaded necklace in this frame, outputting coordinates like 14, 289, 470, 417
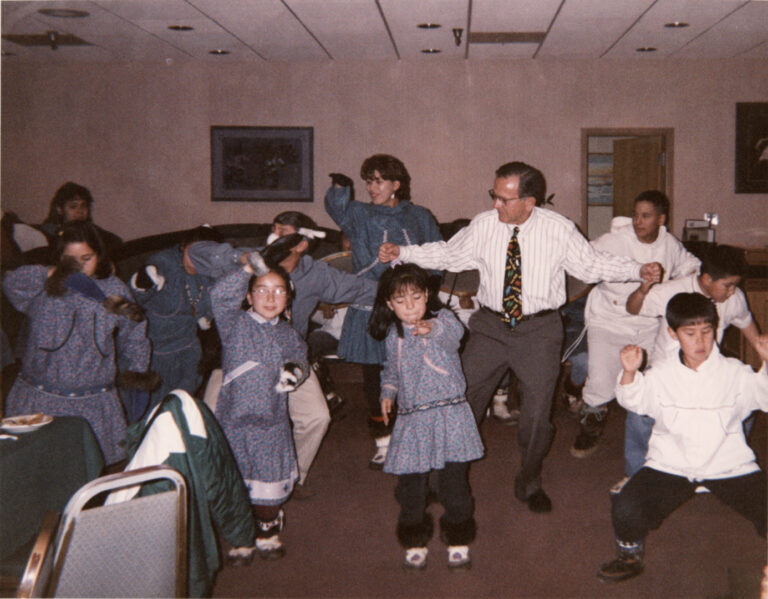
185, 280, 205, 316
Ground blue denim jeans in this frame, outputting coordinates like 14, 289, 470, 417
624, 410, 654, 477
560, 295, 587, 385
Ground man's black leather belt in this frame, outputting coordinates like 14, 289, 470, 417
482, 306, 556, 323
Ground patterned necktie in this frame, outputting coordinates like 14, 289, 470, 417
502, 227, 522, 327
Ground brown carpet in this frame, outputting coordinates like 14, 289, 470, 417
213, 362, 767, 599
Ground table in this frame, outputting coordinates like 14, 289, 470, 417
0, 416, 104, 563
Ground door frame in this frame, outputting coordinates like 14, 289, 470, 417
581, 127, 674, 236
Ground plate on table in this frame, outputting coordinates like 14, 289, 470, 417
1, 413, 53, 433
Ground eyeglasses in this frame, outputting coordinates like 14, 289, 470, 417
488, 190, 523, 204
252, 287, 287, 297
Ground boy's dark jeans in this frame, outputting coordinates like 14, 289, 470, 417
612, 467, 766, 543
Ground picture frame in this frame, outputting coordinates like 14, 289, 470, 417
211, 126, 313, 201
735, 103, 768, 194
587, 153, 613, 205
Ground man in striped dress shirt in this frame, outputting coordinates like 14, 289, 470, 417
379, 161, 661, 513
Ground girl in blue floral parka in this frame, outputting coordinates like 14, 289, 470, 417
369, 263, 483, 571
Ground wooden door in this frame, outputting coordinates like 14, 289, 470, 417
613, 135, 666, 223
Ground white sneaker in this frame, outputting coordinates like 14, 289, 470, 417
369, 435, 390, 470
403, 547, 428, 570
492, 397, 520, 425
447, 545, 471, 569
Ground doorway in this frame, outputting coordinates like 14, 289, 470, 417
581, 128, 674, 239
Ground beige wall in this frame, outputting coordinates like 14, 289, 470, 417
2, 59, 766, 246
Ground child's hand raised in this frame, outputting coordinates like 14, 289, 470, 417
619, 345, 643, 384
381, 398, 393, 426
412, 319, 433, 336
620, 345, 643, 372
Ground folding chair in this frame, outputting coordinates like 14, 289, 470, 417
15, 511, 59, 598
46, 466, 187, 598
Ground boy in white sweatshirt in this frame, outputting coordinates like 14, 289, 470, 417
598, 292, 768, 583
571, 191, 699, 458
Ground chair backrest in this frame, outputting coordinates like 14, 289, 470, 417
15, 511, 59, 599
47, 466, 187, 598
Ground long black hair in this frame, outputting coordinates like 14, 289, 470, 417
368, 262, 442, 340
44, 182, 94, 226
54, 220, 112, 279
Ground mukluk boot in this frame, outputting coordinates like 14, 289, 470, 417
225, 545, 256, 567
255, 509, 286, 560
439, 516, 476, 570
397, 514, 433, 570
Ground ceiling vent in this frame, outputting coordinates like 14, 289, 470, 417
469, 32, 546, 44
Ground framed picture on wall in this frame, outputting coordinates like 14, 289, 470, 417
587, 153, 613, 205
211, 126, 313, 201
735, 103, 768, 194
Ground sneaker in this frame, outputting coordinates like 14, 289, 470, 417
402, 547, 428, 570
491, 397, 520, 425
369, 435, 390, 470
597, 556, 644, 583
609, 476, 630, 496
255, 535, 286, 560
447, 545, 471, 570
570, 410, 607, 458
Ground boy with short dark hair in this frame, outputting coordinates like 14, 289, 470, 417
570, 190, 699, 459
598, 292, 768, 583
622, 244, 763, 477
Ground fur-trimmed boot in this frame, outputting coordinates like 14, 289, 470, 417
255, 509, 286, 560
397, 514, 433, 570
597, 539, 645, 583
440, 516, 477, 570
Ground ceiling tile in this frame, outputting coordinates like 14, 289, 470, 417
538, 0, 652, 59
605, 0, 748, 58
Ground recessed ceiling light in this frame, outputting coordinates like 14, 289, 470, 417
636, 46, 657, 52
209, 49, 230, 55
417, 23, 441, 29
664, 21, 689, 28
421, 48, 442, 54
168, 25, 194, 32
38, 8, 89, 18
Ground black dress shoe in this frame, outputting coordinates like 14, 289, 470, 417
524, 489, 552, 513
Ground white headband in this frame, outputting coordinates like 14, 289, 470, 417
297, 227, 326, 240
